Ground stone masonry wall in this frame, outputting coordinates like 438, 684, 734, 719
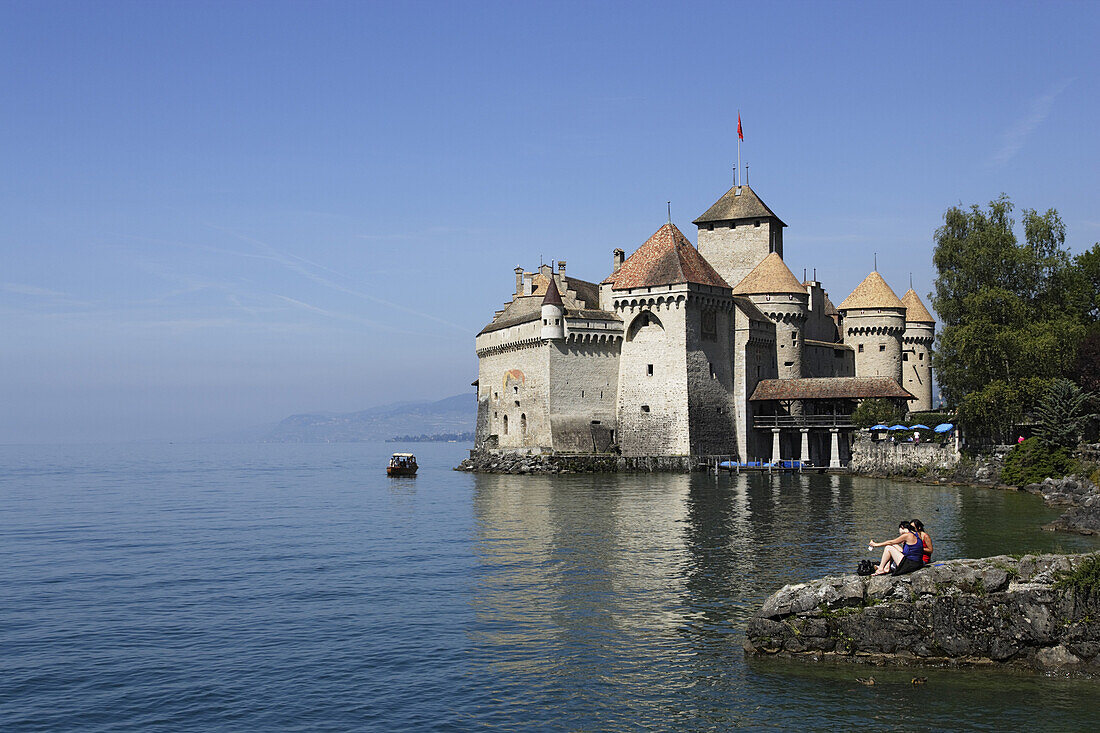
844, 310, 905, 384
617, 299, 690, 456
548, 339, 619, 452
697, 218, 782, 290
476, 330, 551, 450
848, 432, 960, 475
686, 292, 738, 455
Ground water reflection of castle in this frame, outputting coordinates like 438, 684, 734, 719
474, 178, 934, 466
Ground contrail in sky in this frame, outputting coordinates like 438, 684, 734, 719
992, 78, 1072, 166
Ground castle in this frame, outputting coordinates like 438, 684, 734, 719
473, 179, 935, 466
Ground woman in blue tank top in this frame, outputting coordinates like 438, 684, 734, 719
868, 521, 923, 576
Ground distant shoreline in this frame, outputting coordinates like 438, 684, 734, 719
386, 432, 475, 443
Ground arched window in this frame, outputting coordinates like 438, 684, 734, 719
520, 413, 527, 435
503, 415, 508, 435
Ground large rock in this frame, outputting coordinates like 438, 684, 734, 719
745, 552, 1100, 674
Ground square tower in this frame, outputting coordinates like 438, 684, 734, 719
694, 185, 786, 290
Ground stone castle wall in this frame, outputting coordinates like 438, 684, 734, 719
843, 309, 905, 384
697, 218, 782, 289
548, 340, 620, 452
617, 297, 691, 456
686, 292, 738, 455
903, 321, 934, 411
476, 324, 551, 449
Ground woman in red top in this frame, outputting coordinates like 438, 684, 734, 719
912, 518, 933, 564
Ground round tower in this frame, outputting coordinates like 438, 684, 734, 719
731, 252, 808, 380
541, 276, 565, 340
837, 271, 906, 386
900, 289, 936, 411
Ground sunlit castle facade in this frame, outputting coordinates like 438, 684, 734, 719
473, 177, 935, 465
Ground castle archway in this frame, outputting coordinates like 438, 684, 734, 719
626, 310, 665, 342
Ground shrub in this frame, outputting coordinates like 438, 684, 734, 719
1001, 437, 1077, 486
1055, 554, 1100, 596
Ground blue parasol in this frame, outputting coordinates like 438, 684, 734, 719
933, 423, 954, 433
909, 424, 931, 430
870, 424, 889, 430
888, 424, 908, 430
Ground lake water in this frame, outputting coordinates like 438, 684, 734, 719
2, 442, 1099, 731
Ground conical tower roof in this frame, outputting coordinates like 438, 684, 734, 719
731, 252, 806, 295
837, 271, 904, 311
693, 184, 787, 227
604, 223, 730, 290
901, 288, 935, 323
541, 276, 563, 307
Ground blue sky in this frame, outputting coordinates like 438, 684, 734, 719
2, 1, 1098, 443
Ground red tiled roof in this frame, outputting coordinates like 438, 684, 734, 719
749, 377, 915, 401
604, 223, 730, 291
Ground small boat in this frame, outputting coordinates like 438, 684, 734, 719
387, 453, 418, 476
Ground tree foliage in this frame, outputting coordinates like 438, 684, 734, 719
851, 398, 903, 428
1034, 378, 1096, 449
931, 196, 1097, 432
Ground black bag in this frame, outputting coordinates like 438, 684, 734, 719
857, 560, 875, 576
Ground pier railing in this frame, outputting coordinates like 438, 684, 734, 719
752, 415, 855, 429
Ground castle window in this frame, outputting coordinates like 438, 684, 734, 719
581, 390, 584, 398
515, 400, 520, 407
730, 222, 736, 229
919, 353, 924, 360
503, 415, 508, 434
791, 331, 797, 341
754, 220, 760, 227
879, 344, 886, 352
514, 386, 518, 394
858, 344, 864, 353
709, 363, 715, 379
647, 364, 654, 376
903, 353, 909, 361
641, 405, 650, 413
494, 392, 498, 400
520, 413, 527, 435
543, 319, 547, 325
784, 361, 794, 367
494, 412, 498, 418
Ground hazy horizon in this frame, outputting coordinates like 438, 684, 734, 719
3, 1, 1097, 443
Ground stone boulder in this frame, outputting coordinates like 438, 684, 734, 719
745, 552, 1100, 674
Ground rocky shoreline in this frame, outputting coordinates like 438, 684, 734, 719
454, 450, 696, 474
1025, 475, 1100, 535
745, 552, 1100, 674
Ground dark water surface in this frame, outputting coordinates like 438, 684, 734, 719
2, 442, 1099, 731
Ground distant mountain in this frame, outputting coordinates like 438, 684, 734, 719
262, 393, 475, 443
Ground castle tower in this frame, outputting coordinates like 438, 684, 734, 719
837, 272, 907, 387
604, 222, 735, 457
900, 289, 935, 411
541, 276, 565, 340
694, 185, 787, 289
731, 252, 808, 381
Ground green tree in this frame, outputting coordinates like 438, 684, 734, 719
1034, 378, 1096, 449
850, 398, 903, 428
931, 196, 1091, 408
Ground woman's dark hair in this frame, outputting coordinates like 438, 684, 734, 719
911, 519, 925, 532
898, 520, 914, 532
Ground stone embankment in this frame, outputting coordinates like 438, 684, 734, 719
454, 450, 697, 474
1025, 475, 1100, 535
745, 552, 1100, 674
